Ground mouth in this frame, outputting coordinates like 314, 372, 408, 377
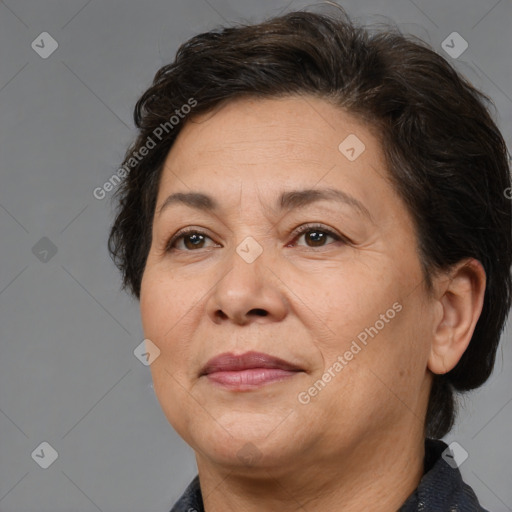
200, 351, 304, 390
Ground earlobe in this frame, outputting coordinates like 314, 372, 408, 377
427, 258, 486, 375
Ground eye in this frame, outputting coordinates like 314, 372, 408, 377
289, 224, 347, 248
165, 228, 218, 252
165, 224, 348, 253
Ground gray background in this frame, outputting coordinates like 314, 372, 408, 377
0, 0, 511, 511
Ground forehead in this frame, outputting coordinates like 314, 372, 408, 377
156, 95, 399, 219
167, 95, 380, 163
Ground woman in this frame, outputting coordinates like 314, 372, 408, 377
108, 8, 511, 511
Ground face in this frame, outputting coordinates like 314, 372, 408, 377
140, 96, 435, 472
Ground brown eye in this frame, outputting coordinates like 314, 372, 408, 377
166, 230, 215, 252
292, 224, 344, 248
182, 233, 207, 250
301, 230, 331, 247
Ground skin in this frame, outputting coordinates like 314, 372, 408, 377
139, 95, 486, 512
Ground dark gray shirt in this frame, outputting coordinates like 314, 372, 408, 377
170, 439, 489, 511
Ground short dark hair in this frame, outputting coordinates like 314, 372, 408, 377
108, 8, 512, 439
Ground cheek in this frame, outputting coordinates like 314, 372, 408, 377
140, 268, 192, 339
315, 300, 429, 432
141, 272, 198, 434
140, 269, 202, 385
310, 266, 427, 389
301, 266, 394, 356
350, 296, 431, 404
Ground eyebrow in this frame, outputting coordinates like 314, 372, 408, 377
157, 187, 373, 222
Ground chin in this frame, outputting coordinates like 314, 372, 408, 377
191, 419, 294, 463
199, 439, 296, 473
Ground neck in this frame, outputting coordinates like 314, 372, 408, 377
196, 426, 425, 512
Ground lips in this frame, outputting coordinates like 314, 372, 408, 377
200, 351, 303, 376
199, 351, 304, 389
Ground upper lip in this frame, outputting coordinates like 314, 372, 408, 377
200, 351, 303, 376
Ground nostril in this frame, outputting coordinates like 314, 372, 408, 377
250, 308, 268, 316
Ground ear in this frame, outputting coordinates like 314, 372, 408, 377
428, 258, 486, 375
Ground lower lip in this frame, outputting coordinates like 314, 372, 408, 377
205, 368, 301, 389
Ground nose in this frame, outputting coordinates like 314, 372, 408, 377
206, 241, 288, 326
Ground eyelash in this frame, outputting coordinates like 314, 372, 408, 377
165, 223, 349, 252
